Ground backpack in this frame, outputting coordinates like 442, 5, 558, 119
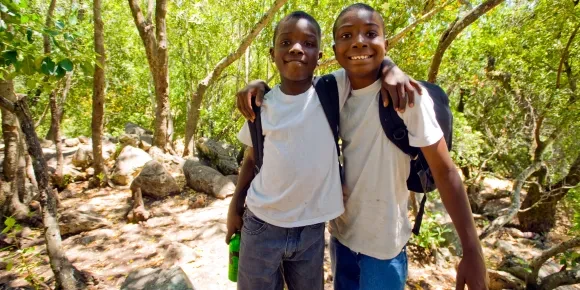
378, 81, 453, 235
247, 75, 343, 180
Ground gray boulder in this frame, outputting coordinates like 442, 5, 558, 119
131, 160, 180, 199
111, 146, 152, 185
125, 122, 153, 136
195, 138, 238, 175
182, 159, 235, 199
72, 146, 93, 169
140, 134, 153, 151
64, 138, 80, 147
59, 209, 111, 236
120, 134, 140, 148
40, 139, 53, 148
120, 266, 197, 290
78, 136, 90, 144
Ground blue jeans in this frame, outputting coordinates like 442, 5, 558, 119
330, 237, 408, 290
237, 209, 325, 290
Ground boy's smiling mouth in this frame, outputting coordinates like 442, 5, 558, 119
348, 55, 373, 60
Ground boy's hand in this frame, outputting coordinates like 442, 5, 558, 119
236, 80, 268, 122
455, 247, 489, 290
380, 65, 422, 113
225, 203, 243, 244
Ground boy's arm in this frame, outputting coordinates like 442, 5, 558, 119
379, 57, 422, 112
420, 139, 488, 290
225, 146, 256, 244
236, 80, 271, 122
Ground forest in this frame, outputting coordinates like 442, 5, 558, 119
0, 0, 578, 289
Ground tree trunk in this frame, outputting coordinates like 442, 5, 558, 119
182, 0, 289, 156
0, 96, 87, 289
427, 0, 504, 83
91, 0, 107, 185
518, 153, 580, 233
127, 0, 170, 150
45, 72, 72, 141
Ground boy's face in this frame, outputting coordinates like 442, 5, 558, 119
270, 18, 322, 83
333, 9, 385, 77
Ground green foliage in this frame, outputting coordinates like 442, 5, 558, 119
567, 187, 580, 235
410, 211, 452, 250
1, 217, 44, 289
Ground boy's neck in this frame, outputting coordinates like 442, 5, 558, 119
347, 68, 381, 90
279, 77, 313, 95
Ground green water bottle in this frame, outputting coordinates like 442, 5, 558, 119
228, 233, 241, 282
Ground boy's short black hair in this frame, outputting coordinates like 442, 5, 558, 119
273, 11, 322, 46
332, 3, 385, 39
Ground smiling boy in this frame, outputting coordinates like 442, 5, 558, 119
225, 11, 345, 290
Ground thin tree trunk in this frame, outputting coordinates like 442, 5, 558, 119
127, 0, 170, 150
45, 72, 73, 141
518, 153, 580, 233
427, 0, 504, 83
91, 0, 107, 185
182, 0, 289, 156
0, 96, 87, 289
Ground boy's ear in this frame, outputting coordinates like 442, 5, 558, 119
318, 51, 323, 60
332, 44, 336, 55
384, 39, 389, 50
269, 48, 275, 62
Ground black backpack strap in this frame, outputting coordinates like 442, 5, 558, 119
314, 75, 344, 183
248, 96, 266, 175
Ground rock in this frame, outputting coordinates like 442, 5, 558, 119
149, 146, 167, 162
120, 134, 140, 148
59, 209, 112, 236
64, 138, 80, 147
162, 242, 197, 268
494, 240, 517, 254
226, 175, 238, 186
195, 138, 238, 175
111, 146, 152, 186
125, 122, 153, 136
182, 160, 235, 199
140, 135, 153, 151
188, 195, 206, 209
86, 167, 95, 176
16, 227, 32, 239
72, 146, 93, 169
40, 139, 53, 148
131, 160, 180, 199
78, 136, 90, 144
174, 139, 185, 156
120, 266, 198, 290
488, 269, 524, 290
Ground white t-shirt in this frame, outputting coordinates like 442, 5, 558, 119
329, 74, 444, 260
237, 81, 349, 228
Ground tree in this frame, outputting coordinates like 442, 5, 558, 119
182, 0, 289, 156
427, 0, 504, 83
91, 0, 107, 186
127, 0, 171, 150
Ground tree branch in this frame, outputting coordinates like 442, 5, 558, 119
147, 0, 154, 23
538, 267, 580, 290
428, 0, 504, 82
0, 95, 15, 112
479, 160, 544, 240
556, 24, 580, 89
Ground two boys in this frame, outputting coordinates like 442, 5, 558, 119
228, 4, 488, 290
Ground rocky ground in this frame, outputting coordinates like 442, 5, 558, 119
0, 128, 578, 289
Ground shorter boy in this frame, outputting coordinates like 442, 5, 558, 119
226, 12, 344, 290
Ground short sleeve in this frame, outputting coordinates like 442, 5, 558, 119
237, 122, 253, 147
330, 69, 351, 111
398, 88, 444, 148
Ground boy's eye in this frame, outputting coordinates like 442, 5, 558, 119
340, 33, 351, 39
305, 41, 315, 47
281, 40, 290, 46
367, 31, 378, 38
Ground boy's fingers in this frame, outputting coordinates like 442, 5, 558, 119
225, 230, 233, 245
256, 89, 264, 107
404, 82, 416, 108
397, 83, 406, 112
381, 88, 389, 107
236, 91, 253, 121
246, 91, 256, 121
455, 267, 466, 290
387, 87, 399, 110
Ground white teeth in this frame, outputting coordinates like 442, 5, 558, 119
350, 55, 371, 60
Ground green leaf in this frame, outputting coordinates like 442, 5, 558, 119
3, 216, 16, 232
0, 4, 8, 13
64, 32, 74, 42
21, 56, 34, 75
6, 260, 13, 271
26, 28, 33, 43
25, 78, 36, 89
55, 65, 66, 78
0, 19, 6, 31
19, 0, 28, 9
58, 59, 73, 71
2, 50, 18, 65
69, 14, 77, 25
20, 14, 28, 24
55, 20, 65, 29
81, 61, 94, 75
41, 57, 56, 75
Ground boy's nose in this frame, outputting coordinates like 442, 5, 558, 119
351, 34, 368, 48
289, 43, 304, 54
